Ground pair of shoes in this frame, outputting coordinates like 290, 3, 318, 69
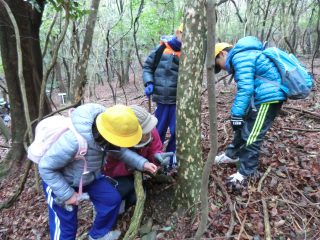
215, 153, 239, 164
88, 230, 121, 240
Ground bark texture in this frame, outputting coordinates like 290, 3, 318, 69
174, 0, 206, 213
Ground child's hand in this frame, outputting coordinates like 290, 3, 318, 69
143, 162, 158, 174
65, 192, 79, 205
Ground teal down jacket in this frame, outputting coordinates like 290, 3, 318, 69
39, 103, 148, 202
225, 36, 286, 117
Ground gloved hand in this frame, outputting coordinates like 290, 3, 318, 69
144, 83, 154, 97
230, 116, 244, 131
154, 152, 174, 166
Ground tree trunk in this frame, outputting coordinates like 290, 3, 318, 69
0, 117, 11, 142
123, 48, 132, 86
260, 0, 271, 41
55, 61, 67, 93
0, 0, 50, 164
244, 0, 253, 36
119, 38, 125, 87
311, 1, 320, 75
173, 0, 206, 214
72, 0, 100, 103
306, 28, 312, 55
195, 0, 218, 237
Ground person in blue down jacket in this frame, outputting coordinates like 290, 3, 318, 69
213, 36, 287, 191
142, 24, 183, 168
38, 104, 157, 240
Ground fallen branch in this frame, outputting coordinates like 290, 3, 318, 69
261, 200, 271, 239
233, 202, 250, 239
123, 171, 146, 240
201, 74, 231, 95
281, 127, 320, 132
0, 144, 10, 149
258, 167, 271, 192
258, 166, 272, 240
212, 175, 236, 238
289, 183, 320, 210
237, 195, 320, 209
130, 95, 144, 101
222, 124, 230, 147
283, 106, 320, 120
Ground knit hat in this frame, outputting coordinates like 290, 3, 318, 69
168, 36, 181, 51
130, 105, 158, 134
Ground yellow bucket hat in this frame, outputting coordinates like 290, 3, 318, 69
214, 42, 232, 58
177, 23, 184, 32
214, 42, 233, 73
96, 105, 142, 148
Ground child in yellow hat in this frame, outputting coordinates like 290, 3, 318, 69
38, 103, 158, 240
104, 105, 173, 210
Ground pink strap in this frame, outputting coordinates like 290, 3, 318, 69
67, 109, 88, 196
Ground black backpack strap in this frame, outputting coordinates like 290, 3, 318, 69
153, 43, 166, 70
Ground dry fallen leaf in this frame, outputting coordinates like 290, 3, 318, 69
274, 219, 286, 227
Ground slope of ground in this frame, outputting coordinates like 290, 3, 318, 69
0, 59, 319, 239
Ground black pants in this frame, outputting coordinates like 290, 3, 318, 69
114, 176, 136, 204
226, 102, 282, 176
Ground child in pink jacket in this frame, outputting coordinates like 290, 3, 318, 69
103, 105, 173, 205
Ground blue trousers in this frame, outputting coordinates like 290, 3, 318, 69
155, 103, 176, 153
43, 176, 121, 240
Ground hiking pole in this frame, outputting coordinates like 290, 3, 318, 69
148, 96, 152, 113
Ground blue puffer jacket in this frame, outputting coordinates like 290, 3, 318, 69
39, 103, 148, 202
225, 36, 286, 117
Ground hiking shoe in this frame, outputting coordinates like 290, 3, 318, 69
226, 171, 247, 193
118, 200, 125, 215
88, 230, 121, 240
214, 153, 239, 164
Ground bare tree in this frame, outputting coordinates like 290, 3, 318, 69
72, 0, 101, 103
38, 2, 70, 121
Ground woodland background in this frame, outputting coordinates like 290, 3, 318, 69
0, 0, 319, 239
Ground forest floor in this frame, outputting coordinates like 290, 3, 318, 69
0, 58, 319, 240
